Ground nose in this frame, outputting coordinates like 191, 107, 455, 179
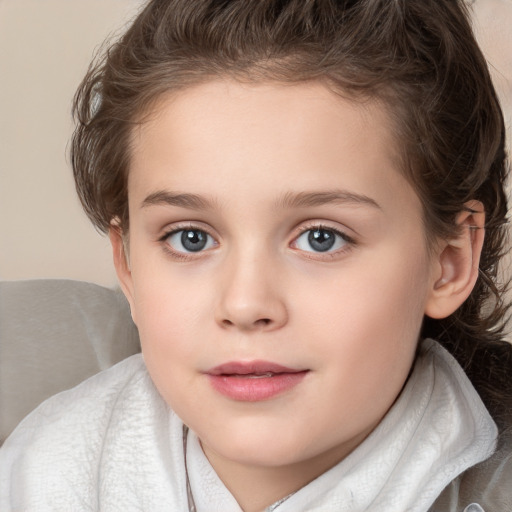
214, 250, 288, 332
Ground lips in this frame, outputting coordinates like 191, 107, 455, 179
206, 361, 309, 401
208, 361, 303, 376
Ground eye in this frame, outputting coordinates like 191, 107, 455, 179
293, 227, 349, 253
165, 228, 216, 253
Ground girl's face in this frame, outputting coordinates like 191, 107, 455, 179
117, 80, 440, 487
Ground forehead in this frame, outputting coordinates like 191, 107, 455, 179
131, 80, 398, 154
128, 80, 417, 217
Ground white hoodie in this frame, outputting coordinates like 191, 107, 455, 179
0, 339, 508, 511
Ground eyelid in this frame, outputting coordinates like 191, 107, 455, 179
291, 221, 356, 242
168, 230, 216, 251
290, 221, 356, 258
156, 220, 356, 261
158, 222, 219, 259
157, 221, 216, 241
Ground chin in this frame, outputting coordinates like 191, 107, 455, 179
202, 424, 318, 468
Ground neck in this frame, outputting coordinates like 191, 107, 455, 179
200, 430, 371, 512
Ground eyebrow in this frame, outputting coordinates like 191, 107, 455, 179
275, 190, 381, 210
141, 191, 216, 210
140, 189, 381, 211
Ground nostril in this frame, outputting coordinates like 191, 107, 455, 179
220, 317, 272, 329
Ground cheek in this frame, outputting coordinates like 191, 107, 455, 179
301, 260, 428, 434
132, 286, 205, 414
128, 259, 207, 374
135, 286, 201, 352
300, 244, 431, 376
307, 248, 427, 324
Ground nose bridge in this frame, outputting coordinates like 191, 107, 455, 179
215, 241, 287, 331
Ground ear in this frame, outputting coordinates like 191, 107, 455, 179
109, 222, 137, 325
424, 200, 485, 319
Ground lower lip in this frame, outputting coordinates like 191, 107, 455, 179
208, 372, 308, 401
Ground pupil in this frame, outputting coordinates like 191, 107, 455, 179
181, 230, 207, 252
308, 229, 335, 252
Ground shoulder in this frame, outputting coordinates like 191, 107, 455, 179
0, 354, 184, 510
429, 364, 512, 512
431, 434, 512, 511
426, 338, 512, 511
3, 353, 149, 446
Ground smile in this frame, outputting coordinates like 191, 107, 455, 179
206, 361, 309, 401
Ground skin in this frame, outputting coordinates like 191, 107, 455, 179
111, 80, 484, 512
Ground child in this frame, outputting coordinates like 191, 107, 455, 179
1, 0, 511, 510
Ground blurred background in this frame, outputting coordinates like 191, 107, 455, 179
0, 0, 143, 287
0, 0, 511, 288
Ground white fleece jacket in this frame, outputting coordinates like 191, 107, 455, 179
0, 339, 508, 511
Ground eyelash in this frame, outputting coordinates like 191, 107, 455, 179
291, 223, 356, 260
158, 223, 356, 261
158, 224, 217, 261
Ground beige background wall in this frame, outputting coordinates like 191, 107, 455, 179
0, 0, 143, 287
0, 0, 511, 288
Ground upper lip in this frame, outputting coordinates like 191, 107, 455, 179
207, 361, 306, 375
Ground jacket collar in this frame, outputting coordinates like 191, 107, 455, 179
186, 339, 498, 511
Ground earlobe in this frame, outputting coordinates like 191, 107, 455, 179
109, 223, 137, 324
424, 200, 485, 319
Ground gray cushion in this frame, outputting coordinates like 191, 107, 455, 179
0, 279, 140, 443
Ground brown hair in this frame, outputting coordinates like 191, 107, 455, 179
72, 0, 511, 428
